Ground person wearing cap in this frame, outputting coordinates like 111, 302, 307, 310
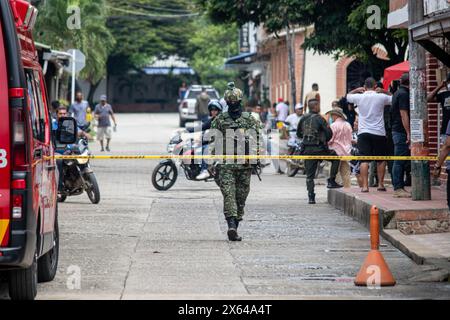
94, 95, 117, 152
327, 108, 353, 188
285, 103, 304, 147
275, 97, 289, 123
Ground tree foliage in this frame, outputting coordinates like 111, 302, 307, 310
106, 0, 196, 74
35, 0, 115, 85
200, 0, 408, 78
34, 0, 240, 99
187, 17, 239, 93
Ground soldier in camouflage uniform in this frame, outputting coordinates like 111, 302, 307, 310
211, 82, 261, 241
297, 99, 342, 205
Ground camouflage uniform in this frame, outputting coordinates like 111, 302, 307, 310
211, 112, 260, 220
297, 112, 341, 204
211, 83, 261, 240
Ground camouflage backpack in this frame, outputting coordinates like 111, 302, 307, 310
301, 113, 325, 146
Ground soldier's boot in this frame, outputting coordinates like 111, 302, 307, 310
308, 192, 316, 204
226, 217, 242, 241
306, 179, 316, 204
327, 178, 343, 189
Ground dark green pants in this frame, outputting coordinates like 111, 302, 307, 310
304, 148, 340, 194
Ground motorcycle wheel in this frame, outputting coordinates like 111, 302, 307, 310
287, 163, 300, 177
315, 161, 325, 179
85, 173, 101, 204
57, 194, 67, 203
152, 162, 178, 191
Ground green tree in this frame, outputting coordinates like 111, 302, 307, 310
187, 17, 239, 94
200, 0, 408, 79
106, 0, 197, 74
35, 0, 115, 104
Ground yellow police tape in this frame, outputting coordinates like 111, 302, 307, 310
50, 155, 449, 161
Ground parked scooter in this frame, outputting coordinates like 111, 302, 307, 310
58, 135, 100, 204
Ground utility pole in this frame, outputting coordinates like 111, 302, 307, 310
409, 0, 431, 200
286, 24, 297, 113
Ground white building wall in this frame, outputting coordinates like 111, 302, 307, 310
302, 51, 337, 114
424, 0, 449, 16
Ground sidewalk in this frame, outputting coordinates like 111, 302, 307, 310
328, 187, 450, 280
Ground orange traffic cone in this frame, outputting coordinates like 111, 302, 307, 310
354, 205, 396, 287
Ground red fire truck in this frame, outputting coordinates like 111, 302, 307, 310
0, 0, 76, 300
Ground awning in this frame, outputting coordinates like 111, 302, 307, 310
383, 61, 410, 90
410, 10, 450, 68
225, 52, 257, 65
142, 67, 195, 75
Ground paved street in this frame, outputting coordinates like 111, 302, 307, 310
2, 113, 450, 300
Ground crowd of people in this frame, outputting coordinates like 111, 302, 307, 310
242, 73, 450, 204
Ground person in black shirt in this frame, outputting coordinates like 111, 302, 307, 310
391, 73, 411, 198
428, 73, 450, 136
338, 97, 356, 128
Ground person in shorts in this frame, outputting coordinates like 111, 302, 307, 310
346, 77, 392, 193
94, 95, 117, 152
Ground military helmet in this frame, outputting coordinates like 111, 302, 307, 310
223, 82, 243, 103
208, 100, 223, 112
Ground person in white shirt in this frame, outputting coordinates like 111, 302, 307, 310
285, 103, 304, 147
251, 105, 262, 123
275, 98, 289, 122
346, 77, 392, 193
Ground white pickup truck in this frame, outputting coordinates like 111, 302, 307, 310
178, 85, 220, 127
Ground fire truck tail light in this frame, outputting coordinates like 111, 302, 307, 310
12, 179, 26, 189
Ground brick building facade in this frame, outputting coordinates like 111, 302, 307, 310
257, 27, 348, 113
388, 0, 450, 184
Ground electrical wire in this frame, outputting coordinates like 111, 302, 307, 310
129, 2, 194, 14
106, 5, 199, 19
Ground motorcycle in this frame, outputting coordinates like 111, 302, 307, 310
285, 127, 325, 178
286, 139, 306, 177
57, 136, 100, 204
151, 131, 220, 191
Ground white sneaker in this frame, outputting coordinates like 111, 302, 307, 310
196, 170, 211, 180
393, 188, 412, 198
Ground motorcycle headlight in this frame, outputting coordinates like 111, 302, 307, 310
77, 151, 89, 165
